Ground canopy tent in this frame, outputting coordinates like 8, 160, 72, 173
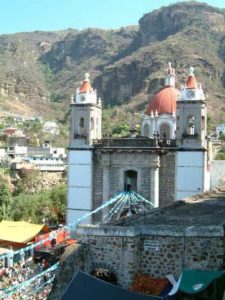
0, 220, 49, 244
61, 270, 162, 300
0, 247, 12, 255
169, 269, 225, 299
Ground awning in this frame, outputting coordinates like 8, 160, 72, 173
61, 270, 162, 300
0, 220, 49, 243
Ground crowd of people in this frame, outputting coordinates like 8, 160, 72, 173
0, 255, 56, 299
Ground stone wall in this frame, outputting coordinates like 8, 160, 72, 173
140, 235, 184, 277
73, 224, 225, 287
159, 151, 176, 207
92, 150, 165, 223
48, 243, 87, 300
92, 151, 103, 223
75, 226, 141, 288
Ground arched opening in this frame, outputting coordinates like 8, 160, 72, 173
124, 170, 137, 192
160, 123, 170, 139
90, 268, 117, 285
187, 116, 195, 135
143, 123, 150, 137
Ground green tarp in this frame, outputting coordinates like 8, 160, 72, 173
179, 270, 225, 294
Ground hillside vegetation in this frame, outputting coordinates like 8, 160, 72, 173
0, 1, 225, 130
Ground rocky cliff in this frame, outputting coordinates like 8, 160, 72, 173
0, 1, 225, 126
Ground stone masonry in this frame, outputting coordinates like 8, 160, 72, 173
92, 145, 176, 223
74, 224, 224, 288
51, 188, 225, 298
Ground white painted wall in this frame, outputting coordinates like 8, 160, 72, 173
67, 150, 93, 225
210, 160, 225, 189
176, 151, 207, 200
0, 148, 6, 159
141, 113, 176, 139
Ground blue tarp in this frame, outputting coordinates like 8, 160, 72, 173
61, 270, 163, 300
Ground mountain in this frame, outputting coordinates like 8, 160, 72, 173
0, 1, 225, 127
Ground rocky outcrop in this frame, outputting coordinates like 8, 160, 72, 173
16, 169, 66, 193
138, 2, 225, 46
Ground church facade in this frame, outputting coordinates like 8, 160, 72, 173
67, 64, 210, 225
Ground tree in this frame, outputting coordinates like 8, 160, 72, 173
219, 132, 225, 142
0, 184, 12, 221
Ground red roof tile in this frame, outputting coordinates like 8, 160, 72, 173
146, 86, 178, 115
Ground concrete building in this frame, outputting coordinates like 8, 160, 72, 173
43, 121, 59, 135
67, 65, 210, 225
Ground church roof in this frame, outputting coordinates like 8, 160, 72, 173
78, 73, 94, 94
146, 86, 178, 115
115, 188, 225, 227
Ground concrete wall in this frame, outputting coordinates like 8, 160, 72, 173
67, 150, 93, 225
211, 160, 225, 189
176, 151, 207, 199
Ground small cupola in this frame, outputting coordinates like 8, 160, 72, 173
164, 62, 175, 87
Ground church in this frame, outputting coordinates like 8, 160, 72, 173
66, 63, 210, 224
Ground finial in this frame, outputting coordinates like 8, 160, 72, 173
84, 73, 90, 81
98, 97, 102, 105
71, 95, 74, 103
165, 62, 175, 76
189, 66, 194, 75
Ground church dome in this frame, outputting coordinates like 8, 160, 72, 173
146, 86, 178, 115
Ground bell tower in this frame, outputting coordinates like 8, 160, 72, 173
176, 67, 210, 199
67, 73, 102, 226
176, 67, 207, 149
70, 73, 102, 147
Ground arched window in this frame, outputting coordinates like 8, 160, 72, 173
160, 123, 170, 139
124, 170, 137, 192
187, 116, 195, 135
143, 123, 150, 137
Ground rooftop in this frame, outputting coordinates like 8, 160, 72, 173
93, 137, 176, 149
115, 188, 225, 228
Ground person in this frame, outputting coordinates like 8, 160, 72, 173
126, 177, 132, 192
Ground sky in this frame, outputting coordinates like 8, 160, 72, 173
0, 0, 224, 34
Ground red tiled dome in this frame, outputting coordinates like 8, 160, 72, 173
146, 86, 178, 115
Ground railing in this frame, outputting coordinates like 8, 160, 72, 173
93, 138, 176, 148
